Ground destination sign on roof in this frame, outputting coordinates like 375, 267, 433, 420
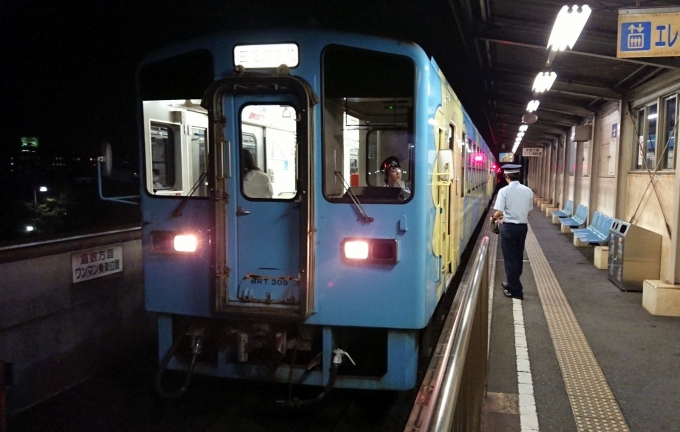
618, 7, 680, 58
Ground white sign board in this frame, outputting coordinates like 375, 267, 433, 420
234, 44, 299, 69
499, 152, 514, 162
522, 147, 543, 157
72, 245, 123, 283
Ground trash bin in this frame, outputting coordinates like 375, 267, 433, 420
607, 219, 662, 292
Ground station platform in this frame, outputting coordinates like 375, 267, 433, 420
483, 206, 680, 431
7, 206, 680, 431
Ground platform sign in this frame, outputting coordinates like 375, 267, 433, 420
618, 7, 680, 58
72, 245, 123, 283
522, 147, 543, 157
499, 152, 514, 162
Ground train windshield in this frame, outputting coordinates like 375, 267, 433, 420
322, 45, 415, 203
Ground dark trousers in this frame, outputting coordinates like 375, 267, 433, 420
500, 222, 528, 294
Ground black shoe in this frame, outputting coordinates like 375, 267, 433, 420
503, 289, 523, 300
501, 282, 508, 290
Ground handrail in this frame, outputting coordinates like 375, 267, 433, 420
406, 236, 489, 432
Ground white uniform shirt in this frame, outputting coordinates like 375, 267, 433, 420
493, 181, 533, 224
243, 170, 273, 198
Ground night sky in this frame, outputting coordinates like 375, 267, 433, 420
0, 1, 483, 162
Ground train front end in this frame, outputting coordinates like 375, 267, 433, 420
140, 30, 451, 393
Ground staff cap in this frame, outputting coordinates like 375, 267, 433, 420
501, 164, 521, 174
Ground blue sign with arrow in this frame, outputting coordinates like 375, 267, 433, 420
620, 22, 651, 52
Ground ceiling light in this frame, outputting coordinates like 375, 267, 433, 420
547, 5, 592, 52
527, 100, 540, 112
533, 72, 557, 92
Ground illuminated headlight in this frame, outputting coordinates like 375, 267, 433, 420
174, 234, 197, 252
342, 238, 398, 264
151, 231, 199, 254
344, 240, 369, 259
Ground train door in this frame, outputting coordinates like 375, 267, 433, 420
234, 99, 299, 302
203, 75, 317, 320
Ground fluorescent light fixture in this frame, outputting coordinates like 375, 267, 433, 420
533, 72, 557, 92
547, 5, 592, 51
527, 100, 540, 112
519, 125, 529, 132
648, 113, 658, 120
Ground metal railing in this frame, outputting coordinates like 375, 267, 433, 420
405, 236, 489, 431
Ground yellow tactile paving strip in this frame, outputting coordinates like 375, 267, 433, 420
525, 226, 630, 431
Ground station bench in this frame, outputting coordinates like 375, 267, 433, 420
573, 211, 613, 245
551, 199, 573, 224
559, 203, 588, 233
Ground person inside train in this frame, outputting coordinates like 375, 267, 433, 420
242, 149, 274, 199
381, 156, 411, 200
152, 169, 163, 189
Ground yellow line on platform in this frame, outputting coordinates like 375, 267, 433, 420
526, 226, 630, 432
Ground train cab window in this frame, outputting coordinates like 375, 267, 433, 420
322, 45, 415, 203
143, 100, 209, 197
240, 104, 297, 200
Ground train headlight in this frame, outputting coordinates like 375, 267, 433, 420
151, 231, 199, 254
342, 238, 398, 264
344, 240, 369, 259
174, 234, 197, 252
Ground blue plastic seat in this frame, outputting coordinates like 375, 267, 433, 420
552, 200, 573, 218
573, 211, 601, 235
560, 204, 588, 228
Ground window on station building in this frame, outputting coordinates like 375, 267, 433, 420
632, 98, 678, 171
662, 96, 676, 170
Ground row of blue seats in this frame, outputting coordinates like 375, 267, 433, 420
572, 211, 613, 244
550, 200, 613, 245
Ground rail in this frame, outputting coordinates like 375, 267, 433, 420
405, 236, 489, 432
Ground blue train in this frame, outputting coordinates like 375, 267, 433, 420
137, 28, 495, 398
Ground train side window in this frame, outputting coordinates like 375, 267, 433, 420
322, 44, 415, 203
143, 100, 209, 197
150, 123, 176, 190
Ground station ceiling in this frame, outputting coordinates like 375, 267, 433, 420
290, 0, 680, 157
